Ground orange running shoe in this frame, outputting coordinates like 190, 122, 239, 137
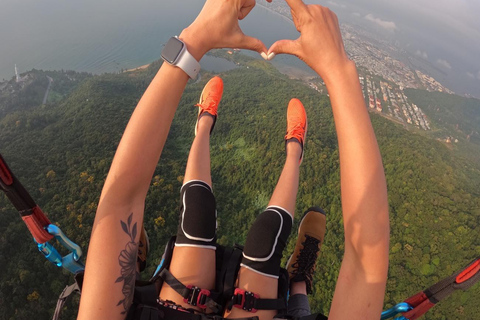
285, 98, 307, 164
195, 76, 224, 136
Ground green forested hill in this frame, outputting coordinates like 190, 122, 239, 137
0, 59, 479, 320
0, 69, 92, 118
404, 88, 480, 161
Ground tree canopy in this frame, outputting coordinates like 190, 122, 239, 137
0, 58, 479, 320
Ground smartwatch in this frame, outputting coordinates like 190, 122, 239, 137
161, 36, 201, 79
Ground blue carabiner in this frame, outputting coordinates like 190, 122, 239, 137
37, 241, 63, 267
381, 302, 413, 320
36, 224, 85, 274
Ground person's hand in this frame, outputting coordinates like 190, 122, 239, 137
268, 0, 351, 84
179, 0, 270, 61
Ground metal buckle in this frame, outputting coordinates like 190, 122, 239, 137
36, 224, 85, 274
184, 285, 211, 309
232, 288, 259, 313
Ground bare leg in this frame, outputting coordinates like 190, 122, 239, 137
183, 117, 214, 187
268, 142, 302, 214
159, 116, 216, 309
227, 142, 302, 320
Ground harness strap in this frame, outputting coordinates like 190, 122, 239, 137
273, 314, 328, 320
402, 256, 480, 320
0, 153, 53, 243
129, 304, 164, 320
158, 303, 259, 320
159, 268, 223, 313
218, 245, 243, 304
298, 315, 328, 320
52, 272, 84, 320
52, 282, 81, 320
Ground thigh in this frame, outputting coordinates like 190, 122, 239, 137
159, 180, 217, 310
225, 266, 278, 320
159, 246, 216, 308
227, 206, 293, 320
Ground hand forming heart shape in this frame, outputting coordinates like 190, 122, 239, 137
180, 0, 351, 85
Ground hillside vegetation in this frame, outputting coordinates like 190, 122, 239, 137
0, 59, 479, 320
405, 88, 480, 161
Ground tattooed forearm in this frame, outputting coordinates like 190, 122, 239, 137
115, 213, 138, 314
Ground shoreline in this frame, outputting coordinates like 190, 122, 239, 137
256, 3, 293, 25
121, 55, 316, 83
124, 64, 150, 72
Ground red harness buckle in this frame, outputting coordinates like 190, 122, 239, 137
232, 288, 260, 313
184, 285, 211, 309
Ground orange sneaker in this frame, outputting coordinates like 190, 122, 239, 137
285, 98, 307, 164
195, 76, 224, 136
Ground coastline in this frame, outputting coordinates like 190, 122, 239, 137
271, 61, 317, 80
256, 3, 294, 25
121, 54, 315, 83
124, 64, 150, 72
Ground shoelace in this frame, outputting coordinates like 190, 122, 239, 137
286, 114, 306, 142
196, 93, 218, 116
287, 123, 305, 143
291, 235, 320, 293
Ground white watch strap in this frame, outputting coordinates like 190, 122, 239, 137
177, 46, 201, 79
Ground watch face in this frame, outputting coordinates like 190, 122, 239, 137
161, 37, 185, 64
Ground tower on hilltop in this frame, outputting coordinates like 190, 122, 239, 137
15, 64, 20, 82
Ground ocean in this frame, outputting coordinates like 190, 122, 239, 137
0, 0, 312, 80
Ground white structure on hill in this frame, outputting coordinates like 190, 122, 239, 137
15, 64, 27, 82
15, 64, 20, 82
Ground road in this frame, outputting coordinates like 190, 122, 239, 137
42, 76, 53, 105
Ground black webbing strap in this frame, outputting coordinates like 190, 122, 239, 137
219, 244, 243, 304
0, 153, 53, 243
52, 272, 84, 320
133, 281, 160, 306
52, 283, 81, 320
298, 314, 328, 320
128, 304, 164, 320
0, 153, 35, 210
273, 313, 328, 320
158, 304, 259, 320
254, 297, 286, 311
159, 268, 223, 312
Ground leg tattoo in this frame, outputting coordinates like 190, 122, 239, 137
115, 213, 138, 314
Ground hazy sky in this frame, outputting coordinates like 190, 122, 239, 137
1, 0, 479, 96
316, 0, 480, 96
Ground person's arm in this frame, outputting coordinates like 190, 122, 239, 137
269, 2, 390, 319
78, 1, 268, 319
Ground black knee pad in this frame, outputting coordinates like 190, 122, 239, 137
241, 206, 293, 278
175, 180, 217, 250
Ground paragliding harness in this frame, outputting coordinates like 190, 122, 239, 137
55, 234, 328, 320
124, 235, 294, 320
55, 236, 325, 320
1, 152, 480, 320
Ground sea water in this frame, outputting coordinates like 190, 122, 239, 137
0, 0, 311, 80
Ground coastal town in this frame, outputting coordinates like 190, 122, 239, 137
256, 0, 456, 132
5, 1, 467, 136
360, 76, 431, 130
